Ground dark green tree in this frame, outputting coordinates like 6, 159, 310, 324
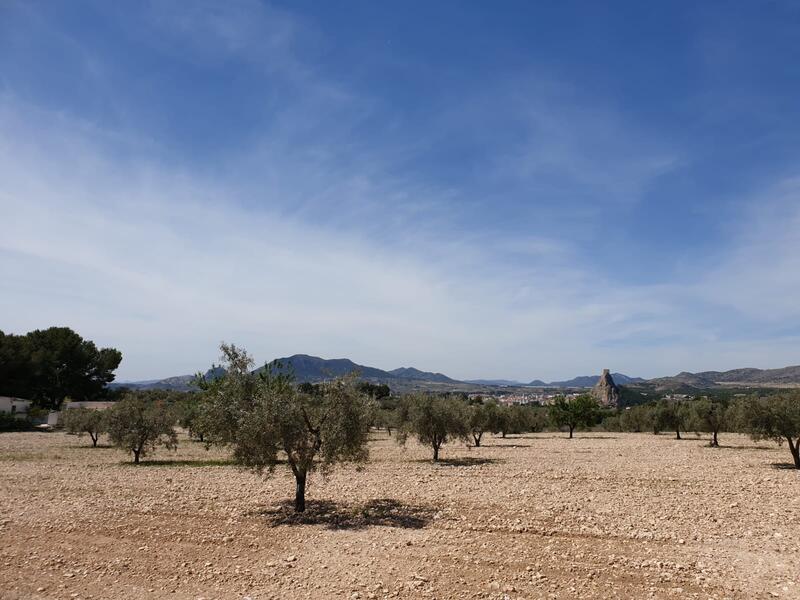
358, 382, 391, 400
0, 327, 121, 409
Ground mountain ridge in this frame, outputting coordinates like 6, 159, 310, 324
112, 357, 800, 393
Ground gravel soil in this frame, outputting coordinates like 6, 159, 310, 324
0, 430, 798, 599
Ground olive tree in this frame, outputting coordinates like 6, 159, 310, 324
689, 397, 727, 447
106, 394, 177, 463
653, 400, 689, 440
741, 393, 800, 468
175, 395, 206, 441
468, 401, 496, 447
62, 406, 107, 447
619, 404, 651, 433
397, 394, 469, 461
548, 394, 600, 439
200, 344, 375, 512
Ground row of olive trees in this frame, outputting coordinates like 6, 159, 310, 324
62, 396, 177, 463
66, 344, 800, 513
604, 395, 800, 467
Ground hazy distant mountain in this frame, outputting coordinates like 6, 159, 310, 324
265, 354, 390, 382
113, 366, 224, 392
113, 359, 800, 395
465, 379, 526, 386
119, 355, 465, 391
543, 373, 644, 388
695, 365, 800, 385
389, 367, 457, 383
646, 365, 800, 390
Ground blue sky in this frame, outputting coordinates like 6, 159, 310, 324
2, 1, 800, 381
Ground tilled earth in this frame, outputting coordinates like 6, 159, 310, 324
0, 430, 798, 599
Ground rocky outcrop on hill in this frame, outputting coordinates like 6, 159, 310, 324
593, 369, 620, 407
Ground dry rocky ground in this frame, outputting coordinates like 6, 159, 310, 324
0, 429, 798, 600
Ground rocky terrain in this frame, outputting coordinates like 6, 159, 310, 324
1, 431, 798, 599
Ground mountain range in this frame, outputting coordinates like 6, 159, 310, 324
114, 355, 800, 393
465, 373, 645, 387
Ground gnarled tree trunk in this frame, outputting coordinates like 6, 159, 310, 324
788, 437, 800, 469
294, 470, 307, 512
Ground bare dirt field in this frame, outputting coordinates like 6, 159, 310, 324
1, 430, 798, 600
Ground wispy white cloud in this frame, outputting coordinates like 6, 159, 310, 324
2, 2, 800, 382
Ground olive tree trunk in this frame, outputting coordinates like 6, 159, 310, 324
710, 430, 719, 447
788, 437, 800, 469
294, 471, 307, 512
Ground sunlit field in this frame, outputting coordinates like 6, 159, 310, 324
1, 430, 797, 599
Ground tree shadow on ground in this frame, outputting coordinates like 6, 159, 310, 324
121, 458, 238, 467
411, 457, 501, 466
537, 435, 619, 440
481, 442, 534, 448
255, 498, 435, 530
67, 443, 115, 449
719, 445, 773, 451
770, 462, 799, 470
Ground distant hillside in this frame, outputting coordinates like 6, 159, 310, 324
117, 355, 468, 392
696, 365, 800, 385
113, 359, 800, 396
645, 365, 800, 390
389, 367, 457, 383
465, 379, 526, 386
265, 355, 390, 382
542, 373, 644, 387
113, 366, 224, 392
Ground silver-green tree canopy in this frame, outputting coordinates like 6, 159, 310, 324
741, 393, 800, 468
199, 344, 375, 512
106, 393, 177, 463
62, 406, 107, 447
397, 394, 469, 461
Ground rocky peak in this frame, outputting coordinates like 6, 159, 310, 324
593, 369, 620, 407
